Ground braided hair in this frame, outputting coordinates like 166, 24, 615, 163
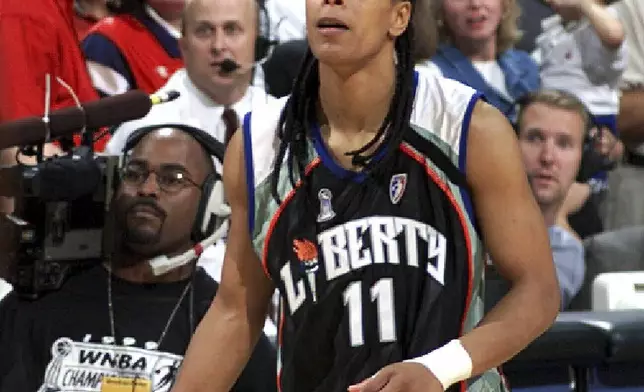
270, 1, 418, 206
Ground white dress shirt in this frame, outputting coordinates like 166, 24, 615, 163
106, 68, 276, 154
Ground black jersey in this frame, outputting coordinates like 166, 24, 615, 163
243, 70, 506, 392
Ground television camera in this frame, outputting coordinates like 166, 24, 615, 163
0, 90, 177, 299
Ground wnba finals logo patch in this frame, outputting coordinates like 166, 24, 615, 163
317, 188, 336, 223
389, 173, 407, 204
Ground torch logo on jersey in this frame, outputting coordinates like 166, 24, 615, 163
293, 239, 319, 303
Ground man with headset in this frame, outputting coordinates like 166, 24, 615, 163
0, 124, 277, 392
105, 0, 281, 336
515, 89, 588, 309
106, 0, 277, 151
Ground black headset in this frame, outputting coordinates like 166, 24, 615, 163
255, 0, 275, 62
122, 123, 227, 242
514, 90, 600, 182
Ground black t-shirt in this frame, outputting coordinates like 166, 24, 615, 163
0, 265, 277, 392
0, 291, 19, 383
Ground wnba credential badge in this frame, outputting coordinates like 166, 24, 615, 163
389, 173, 407, 204
36, 337, 183, 392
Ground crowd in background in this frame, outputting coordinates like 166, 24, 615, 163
2, 0, 639, 307
1, 0, 644, 390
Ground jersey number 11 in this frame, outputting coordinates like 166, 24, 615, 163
343, 278, 397, 347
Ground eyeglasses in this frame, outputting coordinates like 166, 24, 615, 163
120, 165, 200, 193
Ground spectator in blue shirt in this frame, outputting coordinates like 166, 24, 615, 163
516, 89, 588, 309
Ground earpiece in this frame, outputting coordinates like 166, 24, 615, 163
220, 59, 241, 73
216, 0, 276, 75
122, 123, 227, 242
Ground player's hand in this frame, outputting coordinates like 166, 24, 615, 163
347, 362, 444, 392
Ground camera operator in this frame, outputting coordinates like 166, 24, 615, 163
0, 125, 277, 392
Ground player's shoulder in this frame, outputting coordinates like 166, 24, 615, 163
243, 92, 287, 157
244, 94, 289, 137
248, 92, 288, 116
242, 95, 289, 187
413, 66, 478, 105
410, 69, 482, 152
247, 86, 282, 110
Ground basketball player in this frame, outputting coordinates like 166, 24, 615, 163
171, 0, 560, 391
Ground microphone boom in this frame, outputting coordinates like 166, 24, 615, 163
220, 59, 241, 74
0, 90, 179, 150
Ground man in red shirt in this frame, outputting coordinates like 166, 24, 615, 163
0, 0, 99, 212
82, 0, 185, 97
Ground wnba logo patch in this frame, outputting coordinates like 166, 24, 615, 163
389, 173, 407, 204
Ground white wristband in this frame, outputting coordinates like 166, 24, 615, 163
404, 339, 473, 391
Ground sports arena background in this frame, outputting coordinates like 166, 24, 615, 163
1, 0, 644, 391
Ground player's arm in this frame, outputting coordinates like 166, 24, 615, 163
460, 101, 560, 374
349, 100, 559, 392
171, 131, 276, 392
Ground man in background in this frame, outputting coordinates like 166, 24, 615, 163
106, 0, 279, 338
82, 0, 185, 97
0, 125, 276, 392
516, 89, 588, 309
106, 0, 276, 153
